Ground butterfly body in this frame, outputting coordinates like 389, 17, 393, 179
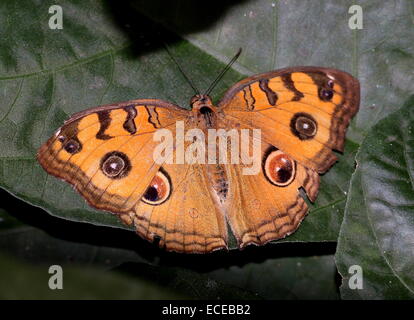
37, 66, 359, 253
190, 94, 219, 129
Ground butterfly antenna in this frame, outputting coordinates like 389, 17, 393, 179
205, 48, 242, 96
163, 43, 200, 95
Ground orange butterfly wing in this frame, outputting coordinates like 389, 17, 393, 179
37, 99, 187, 213
218, 67, 360, 173
121, 162, 228, 253
218, 67, 359, 247
37, 99, 229, 253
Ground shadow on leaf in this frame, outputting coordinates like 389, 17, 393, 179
103, 0, 249, 57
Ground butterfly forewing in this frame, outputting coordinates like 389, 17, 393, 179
218, 67, 360, 173
37, 100, 189, 213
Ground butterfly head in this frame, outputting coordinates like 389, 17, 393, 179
190, 94, 217, 127
190, 94, 212, 107
190, 94, 215, 112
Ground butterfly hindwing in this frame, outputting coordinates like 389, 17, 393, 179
121, 162, 228, 253
224, 136, 320, 247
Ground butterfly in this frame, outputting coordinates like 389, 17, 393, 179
37, 60, 360, 254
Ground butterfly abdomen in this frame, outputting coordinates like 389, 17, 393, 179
207, 164, 229, 202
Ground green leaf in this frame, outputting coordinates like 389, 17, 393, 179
0, 204, 257, 299
0, 253, 189, 299
207, 253, 339, 299
0, 207, 143, 268
335, 96, 414, 299
0, 0, 413, 244
0, 199, 338, 299
0, 207, 191, 299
